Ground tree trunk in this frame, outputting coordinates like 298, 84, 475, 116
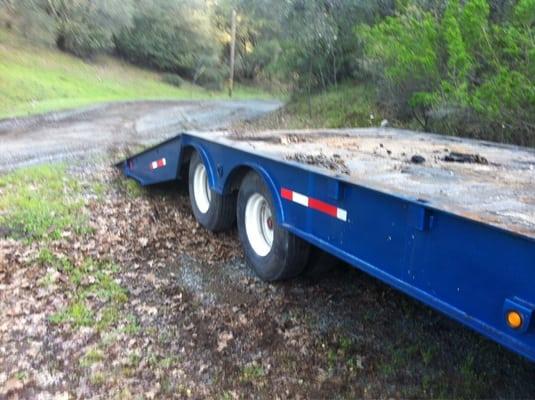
332, 49, 337, 88
228, 9, 237, 97
307, 60, 313, 119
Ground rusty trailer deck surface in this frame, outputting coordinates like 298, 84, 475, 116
193, 128, 535, 240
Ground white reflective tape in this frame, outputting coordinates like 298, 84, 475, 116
337, 208, 347, 222
162, 158, 167, 166
281, 186, 348, 222
151, 161, 158, 170
292, 192, 309, 207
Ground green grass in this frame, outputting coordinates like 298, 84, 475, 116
0, 164, 88, 241
117, 177, 147, 198
50, 300, 94, 327
122, 314, 141, 336
89, 372, 106, 387
0, 29, 274, 119
80, 347, 105, 368
41, 251, 128, 331
240, 363, 265, 383
272, 83, 381, 129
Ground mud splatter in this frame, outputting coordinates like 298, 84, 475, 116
286, 152, 350, 175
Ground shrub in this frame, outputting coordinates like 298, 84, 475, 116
113, 0, 220, 78
358, 6, 440, 123
194, 64, 228, 91
161, 73, 184, 88
56, 21, 110, 58
359, 0, 535, 146
52, 0, 132, 58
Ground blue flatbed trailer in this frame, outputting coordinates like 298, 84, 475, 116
118, 128, 535, 362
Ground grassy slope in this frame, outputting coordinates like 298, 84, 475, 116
0, 29, 272, 119
250, 83, 382, 130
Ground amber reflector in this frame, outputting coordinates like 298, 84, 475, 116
506, 311, 523, 329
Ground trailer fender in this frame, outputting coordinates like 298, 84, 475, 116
223, 164, 285, 226
180, 144, 218, 190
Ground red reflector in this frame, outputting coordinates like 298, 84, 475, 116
281, 188, 293, 200
150, 158, 167, 170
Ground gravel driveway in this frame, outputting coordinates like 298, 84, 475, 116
0, 100, 281, 171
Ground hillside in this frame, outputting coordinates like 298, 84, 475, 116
0, 29, 270, 119
237, 83, 391, 132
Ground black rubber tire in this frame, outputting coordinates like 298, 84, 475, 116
188, 152, 235, 232
303, 245, 340, 279
237, 171, 310, 281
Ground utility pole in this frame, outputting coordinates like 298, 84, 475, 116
228, 9, 237, 97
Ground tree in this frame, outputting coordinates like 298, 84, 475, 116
114, 0, 221, 86
48, 0, 133, 57
359, 0, 535, 145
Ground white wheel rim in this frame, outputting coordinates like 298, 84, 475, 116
193, 163, 211, 214
245, 193, 274, 257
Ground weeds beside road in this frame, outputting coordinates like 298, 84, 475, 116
1, 155, 535, 399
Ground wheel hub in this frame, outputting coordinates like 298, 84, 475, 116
193, 163, 211, 213
245, 193, 274, 257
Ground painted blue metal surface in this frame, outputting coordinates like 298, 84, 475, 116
119, 132, 535, 362
119, 136, 182, 185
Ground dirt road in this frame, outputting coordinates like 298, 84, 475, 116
0, 100, 281, 170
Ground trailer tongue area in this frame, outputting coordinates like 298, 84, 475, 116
118, 128, 535, 362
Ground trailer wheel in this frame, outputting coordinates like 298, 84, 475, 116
237, 171, 310, 281
188, 152, 235, 232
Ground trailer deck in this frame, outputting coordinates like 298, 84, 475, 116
221, 128, 535, 239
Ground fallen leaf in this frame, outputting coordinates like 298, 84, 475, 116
217, 331, 233, 352
2, 377, 24, 394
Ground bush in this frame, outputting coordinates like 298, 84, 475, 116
52, 0, 133, 58
359, 6, 440, 126
56, 21, 110, 58
194, 63, 228, 91
161, 73, 184, 88
359, 0, 535, 146
113, 0, 219, 77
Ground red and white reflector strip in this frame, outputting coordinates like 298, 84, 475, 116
150, 158, 167, 170
281, 187, 347, 222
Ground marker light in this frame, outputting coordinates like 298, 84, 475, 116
506, 310, 523, 329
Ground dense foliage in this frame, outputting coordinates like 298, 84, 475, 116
1, 0, 534, 145
113, 0, 222, 87
360, 0, 535, 144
